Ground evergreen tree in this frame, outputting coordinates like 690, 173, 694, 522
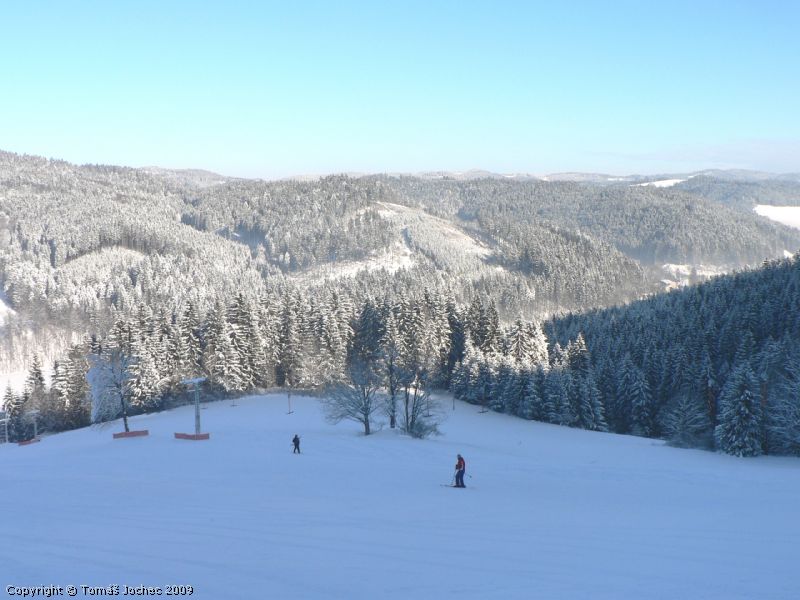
127, 339, 164, 413
715, 363, 763, 457
277, 291, 306, 390
617, 354, 653, 436
178, 301, 203, 378
517, 369, 542, 420
3, 388, 28, 442
765, 349, 800, 456
526, 320, 549, 367
55, 344, 91, 429
445, 298, 465, 387
564, 334, 607, 431
465, 297, 485, 349
228, 293, 255, 390
490, 357, 513, 413
545, 368, 574, 426
665, 393, 712, 449
503, 363, 528, 417
576, 369, 608, 432
481, 301, 502, 354
505, 319, 531, 363
24, 353, 48, 430
474, 353, 495, 413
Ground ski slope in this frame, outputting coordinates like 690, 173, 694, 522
2, 394, 797, 600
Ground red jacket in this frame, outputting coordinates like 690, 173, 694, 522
456, 457, 465, 471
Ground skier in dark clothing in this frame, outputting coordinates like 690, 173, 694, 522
454, 454, 466, 487
292, 434, 301, 454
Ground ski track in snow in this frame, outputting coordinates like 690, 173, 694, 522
2, 394, 798, 600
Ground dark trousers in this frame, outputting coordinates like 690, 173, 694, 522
293, 444, 300, 453
455, 469, 465, 487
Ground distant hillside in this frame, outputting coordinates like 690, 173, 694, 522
2, 149, 799, 376
139, 166, 235, 188
676, 175, 800, 211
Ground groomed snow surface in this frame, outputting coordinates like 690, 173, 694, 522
3, 394, 797, 600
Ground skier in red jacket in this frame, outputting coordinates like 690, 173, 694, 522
454, 454, 466, 488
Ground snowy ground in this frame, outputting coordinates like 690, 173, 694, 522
293, 239, 414, 282
632, 178, 685, 188
0, 289, 14, 327
2, 394, 798, 600
754, 204, 800, 230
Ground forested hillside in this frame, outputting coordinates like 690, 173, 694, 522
6, 255, 800, 458
541, 254, 800, 456
3, 150, 800, 457
676, 175, 800, 212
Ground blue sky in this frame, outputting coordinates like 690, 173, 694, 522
1, 1, 798, 177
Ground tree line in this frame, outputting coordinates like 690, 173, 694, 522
6, 254, 800, 457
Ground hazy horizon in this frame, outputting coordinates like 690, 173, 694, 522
7, 146, 800, 183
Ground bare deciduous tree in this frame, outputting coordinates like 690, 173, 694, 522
322, 358, 382, 435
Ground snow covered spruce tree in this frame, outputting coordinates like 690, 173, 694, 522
51, 342, 91, 430
489, 356, 514, 413
566, 334, 607, 431
518, 366, 546, 421
4, 387, 31, 442
203, 301, 246, 394
395, 297, 441, 438
19, 353, 50, 432
616, 353, 653, 436
665, 393, 712, 449
176, 301, 203, 380
277, 290, 308, 395
764, 347, 800, 456
714, 363, 763, 457
444, 299, 465, 388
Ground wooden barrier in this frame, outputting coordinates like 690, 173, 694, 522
113, 430, 149, 439
174, 432, 210, 440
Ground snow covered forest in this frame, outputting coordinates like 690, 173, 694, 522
3, 150, 800, 456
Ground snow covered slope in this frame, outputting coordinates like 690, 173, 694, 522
3, 394, 797, 600
754, 204, 800, 230
632, 178, 686, 188
0, 288, 14, 327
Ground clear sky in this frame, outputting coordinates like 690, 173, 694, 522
1, 1, 798, 178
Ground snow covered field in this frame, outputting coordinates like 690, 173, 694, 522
632, 178, 686, 188
754, 204, 800, 230
2, 394, 798, 600
0, 290, 14, 327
